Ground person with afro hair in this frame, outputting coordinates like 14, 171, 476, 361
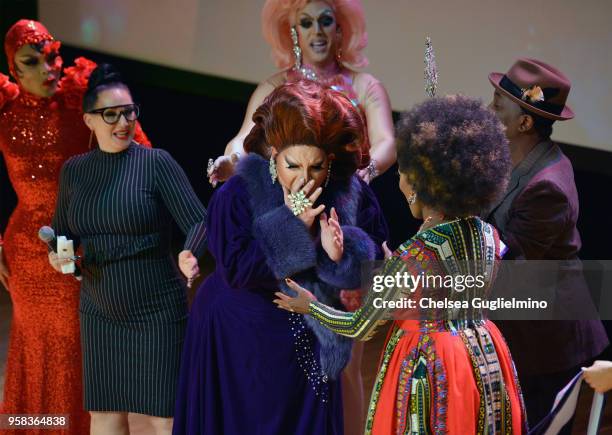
276, 94, 527, 434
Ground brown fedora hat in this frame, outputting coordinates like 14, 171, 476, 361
489, 58, 574, 121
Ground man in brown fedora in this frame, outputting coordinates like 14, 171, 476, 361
485, 58, 609, 430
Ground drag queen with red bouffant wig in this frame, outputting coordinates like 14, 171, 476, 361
206, 4, 395, 431
0, 19, 149, 435
208, 0, 395, 186
173, 81, 388, 435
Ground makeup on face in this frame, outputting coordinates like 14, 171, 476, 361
88, 104, 140, 125
275, 145, 330, 191
296, 1, 338, 65
14, 41, 62, 97
86, 87, 137, 152
298, 11, 335, 31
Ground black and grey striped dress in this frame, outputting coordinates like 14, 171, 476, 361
51, 143, 207, 417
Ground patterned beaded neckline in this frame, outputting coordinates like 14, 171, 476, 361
416, 216, 478, 235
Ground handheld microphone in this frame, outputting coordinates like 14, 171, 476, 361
38, 226, 57, 252
38, 226, 82, 280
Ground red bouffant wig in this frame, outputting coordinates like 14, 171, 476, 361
244, 80, 364, 180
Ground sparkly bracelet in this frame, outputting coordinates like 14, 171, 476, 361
365, 159, 379, 180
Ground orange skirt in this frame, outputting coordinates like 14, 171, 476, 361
365, 320, 526, 434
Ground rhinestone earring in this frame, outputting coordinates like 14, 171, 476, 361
291, 26, 302, 71
335, 29, 343, 62
291, 26, 318, 81
269, 155, 278, 184
325, 160, 332, 187
407, 192, 417, 205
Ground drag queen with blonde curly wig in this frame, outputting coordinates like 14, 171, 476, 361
208, 0, 395, 186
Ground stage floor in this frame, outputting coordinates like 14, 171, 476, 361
0, 289, 610, 434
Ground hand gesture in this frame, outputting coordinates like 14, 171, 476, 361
582, 360, 612, 393
0, 249, 10, 291
320, 207, 343, 263
178, 250, 200, 288
207, 155, 236, 187
273, 278, 316, 314
382, 241, 393, 259
283, 178, 325, 230
48, 251, 72, 273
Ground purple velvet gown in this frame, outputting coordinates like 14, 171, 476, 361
173, 155, 388, 435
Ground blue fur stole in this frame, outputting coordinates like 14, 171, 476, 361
235, 154, 376, 379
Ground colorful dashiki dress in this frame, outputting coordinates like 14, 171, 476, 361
309, 217, 527, 434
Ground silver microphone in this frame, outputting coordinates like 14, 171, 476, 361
38, 225, 57, 251
38, 226, 82, 279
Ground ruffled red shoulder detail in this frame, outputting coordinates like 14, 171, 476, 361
0, 73, 20, 111
134, 122, 152, 148
58, 57, 97, 110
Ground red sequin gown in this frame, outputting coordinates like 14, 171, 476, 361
0, 59, 150, 434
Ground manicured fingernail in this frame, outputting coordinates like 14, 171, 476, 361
285, 278, 291, 283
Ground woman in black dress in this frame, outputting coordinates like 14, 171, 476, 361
49, 64, 207, 435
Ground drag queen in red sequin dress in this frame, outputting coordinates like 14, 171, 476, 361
0, 20, 149, 434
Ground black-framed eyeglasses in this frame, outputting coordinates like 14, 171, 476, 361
88, 104, 140, 124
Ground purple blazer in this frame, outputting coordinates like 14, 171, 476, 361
485, 141, 608, 375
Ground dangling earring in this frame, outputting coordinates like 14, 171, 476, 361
291, 26, 302, 71
325, 160, 332, 187
291, 26, 318, 81
88, 130, 94, 149
269, 155, 278, 184
407, 192, 417, 205
335, 29, 343, 63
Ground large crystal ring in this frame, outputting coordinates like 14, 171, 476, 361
288, 190, 312, 216
206, 158, 215, 176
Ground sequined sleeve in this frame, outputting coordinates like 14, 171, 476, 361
58, 57, 96, 110
134, 122, 152, 148
309, 255, 408, 341
0, 76, 19, 244
0, 73, 19, 112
